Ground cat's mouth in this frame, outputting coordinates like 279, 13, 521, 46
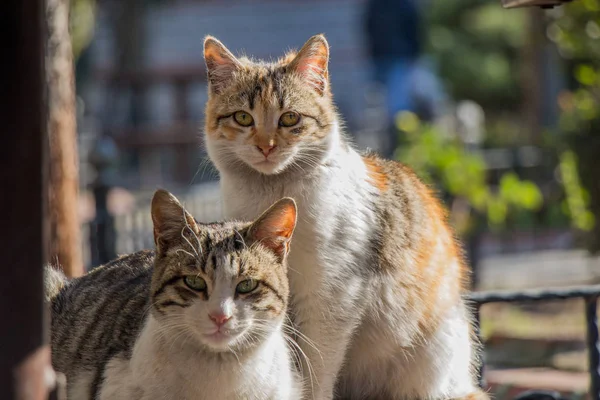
250, 159, 281, 175
206, 331, 230, 341
202, 329, 241, 348
254, 159, 276, 167
249, 154, 295, 175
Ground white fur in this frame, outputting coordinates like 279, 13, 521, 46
98, 316, 299, 400
208, 122, 479, 400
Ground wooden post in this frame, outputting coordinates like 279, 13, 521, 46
47, 0, 84, 277
0, 0, 55, 398
520, 7, 545, 145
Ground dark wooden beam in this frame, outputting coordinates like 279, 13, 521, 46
0, 0, 51, 398
47, 0, 84, 278
501, 0, 573, 8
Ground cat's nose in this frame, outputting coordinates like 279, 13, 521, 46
256, 144, 276, 157
209, 312, 232, 327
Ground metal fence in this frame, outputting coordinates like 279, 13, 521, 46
469, 286, 600, 400
84, 182, 223, 267
113, 183, 223, 256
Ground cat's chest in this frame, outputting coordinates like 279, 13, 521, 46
222, 177, 323, 264
221, 176, 305, 219
222, 178, 318, 229
131, 353, 276, 400
220, 173, 375, 283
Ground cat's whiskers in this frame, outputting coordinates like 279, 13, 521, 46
226, 343, 243, 366
283, 150, 325, 180
141, 298, 168, 320
148, 317, 196, 347
179, 225, 200, 261
288, 161, 308, 176
233, 229, 248, 249
152, 319, 191, 344
166, 325, 194, 355
281, 331, 317, 398
179, 208, 203, 259
285, 334, 304, 373
152, 315, 193, 340
283, 316, 322, 361
251, 319, 318, 397
211, 147, 244, 165
183, 207, 204, 256
175, 248, 196, 259
190, 156, 219, 184
187, 224, 204, 256
286, 265, 303, 276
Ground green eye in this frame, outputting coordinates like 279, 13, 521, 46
236, 279, 258, 294
184, 275, 207, 291
279, 111, 300, 127
233, 111, 254, 127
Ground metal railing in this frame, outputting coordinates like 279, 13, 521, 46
469, 285, 600, 400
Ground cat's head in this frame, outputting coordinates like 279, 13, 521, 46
149, 189, 296, 353
203, 34, 337, 176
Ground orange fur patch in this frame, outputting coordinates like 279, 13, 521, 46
363, 156, 389, 192
413, 185, 464, 334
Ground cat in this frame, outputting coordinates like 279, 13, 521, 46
203, 34, 488, 400
48, 189, 301, 400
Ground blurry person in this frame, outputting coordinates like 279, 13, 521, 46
365, 0, 421, 114
365, 0, 431, 158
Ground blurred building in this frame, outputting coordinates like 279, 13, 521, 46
82, 0, 372, 189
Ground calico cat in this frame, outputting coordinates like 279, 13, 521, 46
48, 189, 301, 400
203, 35, 488, 400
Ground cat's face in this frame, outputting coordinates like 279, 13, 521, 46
203, 35, 336, 176
149, 190, 296, 353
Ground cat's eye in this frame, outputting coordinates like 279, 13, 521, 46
236, 279, 258, 294
184, 275, 207, 291
279, 111, 300, 127
233, 111, 254, 127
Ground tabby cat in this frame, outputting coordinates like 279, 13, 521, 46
203, 35, 488, 400
48, 189, 301, 400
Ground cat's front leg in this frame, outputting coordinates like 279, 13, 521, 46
292, 282, 365, 400
296, 315, 353, 400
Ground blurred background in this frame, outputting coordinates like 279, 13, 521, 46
57, 0, 600, 397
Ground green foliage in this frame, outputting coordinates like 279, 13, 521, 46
558, 151, 594, 231
426, 0, 526, 112
547, 1, 600, 250
395, 112, 542, 232
548, 0, 600, 61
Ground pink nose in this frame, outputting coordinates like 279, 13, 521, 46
209, 313, 231, 327
256, 144, 276, 157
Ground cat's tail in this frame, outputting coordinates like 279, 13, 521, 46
44, 265, 68, 302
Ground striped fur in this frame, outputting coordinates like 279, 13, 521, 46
204, 35, 488, 400
50, 190, 301, 400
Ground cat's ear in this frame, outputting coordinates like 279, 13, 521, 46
203, 36, 242, 94
247, 198, 297, 262
151, 189, 199, 252
288, 34, 329, 95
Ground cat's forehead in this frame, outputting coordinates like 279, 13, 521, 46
201, 220, 247, 242
194, 221, 277, 274
194, 244, 271, 285
218, 63, 314, 111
